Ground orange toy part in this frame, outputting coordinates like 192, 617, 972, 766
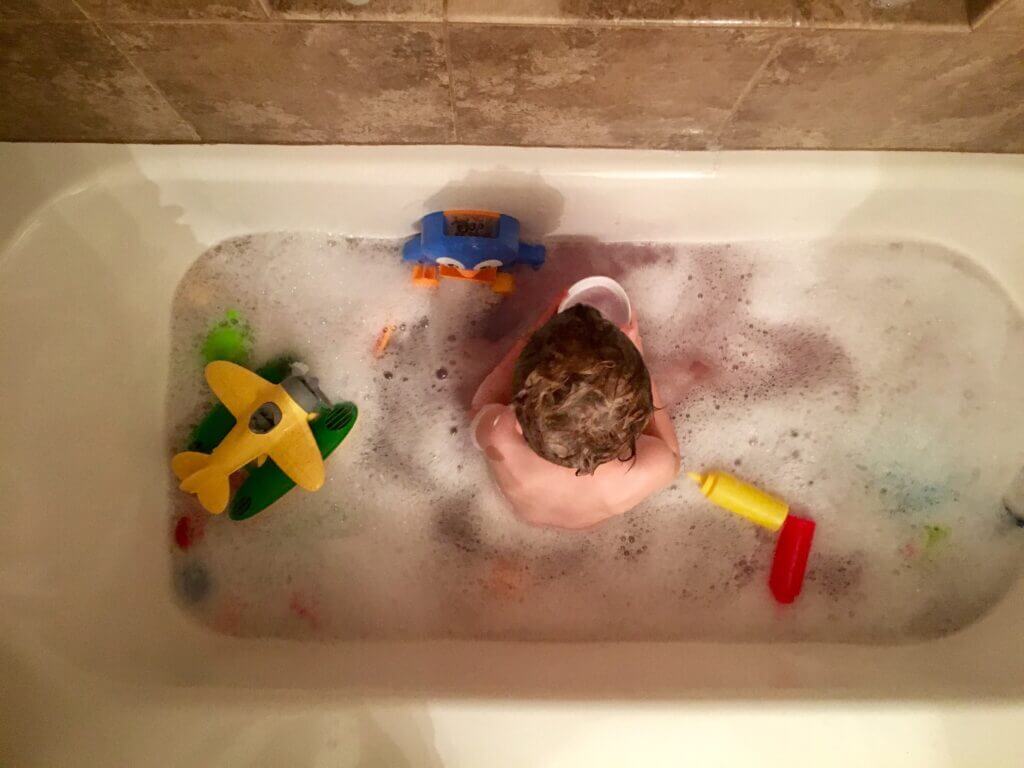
412, 264, 440, 288
443, 209, 500, 220
373, 323, 397, 358
410, 263, 515, 294
491, 272, 515, 295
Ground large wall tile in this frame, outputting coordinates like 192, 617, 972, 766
76, 0, 265, 21
0, 0, 85, 19
0, 22, 198, 141
448, 0, 795, 26
109, 22, 452, 143
449, 25, 778, 149
267, 0, 442, 21
720, 30, 1024, 151
795, 0, 968, 30
972, 0, 1024, 29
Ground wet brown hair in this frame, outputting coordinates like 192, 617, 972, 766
512, 304, 654, 475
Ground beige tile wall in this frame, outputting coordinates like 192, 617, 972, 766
1, 0, 1021, 150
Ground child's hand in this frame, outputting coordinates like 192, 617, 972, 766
619, 317, 678, 457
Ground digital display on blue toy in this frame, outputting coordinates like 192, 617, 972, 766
444, 211, 499, 239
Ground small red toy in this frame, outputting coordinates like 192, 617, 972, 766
769, 513, 815, 604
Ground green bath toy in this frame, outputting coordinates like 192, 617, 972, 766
201, 309, 253, 366
181, 356, 357, 521
923, 524, 951, 550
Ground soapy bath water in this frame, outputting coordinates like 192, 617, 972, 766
165, 234, 1024, 642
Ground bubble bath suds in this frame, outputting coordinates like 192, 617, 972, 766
166, 234, 1024, 642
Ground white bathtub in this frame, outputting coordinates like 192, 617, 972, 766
2, 144, 1023, 766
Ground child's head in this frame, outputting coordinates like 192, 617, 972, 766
512, 304, 654, 475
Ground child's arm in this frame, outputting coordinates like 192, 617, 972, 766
623, 319, 680, 457
470, 295, 564, 413
644, 385, 680, 456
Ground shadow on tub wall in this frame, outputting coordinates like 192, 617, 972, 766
422, 167, 566, 242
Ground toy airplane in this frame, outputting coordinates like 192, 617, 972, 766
172, 361, 328, 514
403, 210, 545, 294
230, 400, 356, 521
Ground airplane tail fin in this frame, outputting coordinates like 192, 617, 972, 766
171, 451, 210, 481
173, 452, 230, 514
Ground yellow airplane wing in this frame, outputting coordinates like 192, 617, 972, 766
268, 424, 325, 492
205, 361, 268, 419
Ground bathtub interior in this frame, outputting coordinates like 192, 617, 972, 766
164, 231, 1024, 646
2, 145, 1024, 701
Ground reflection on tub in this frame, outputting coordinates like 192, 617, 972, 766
164, 234, 1024, 643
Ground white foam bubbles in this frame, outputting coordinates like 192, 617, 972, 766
165, 233, 1024, 642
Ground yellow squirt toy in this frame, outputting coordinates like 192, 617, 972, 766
687, 470, 789, 531
172, 361, 327, 514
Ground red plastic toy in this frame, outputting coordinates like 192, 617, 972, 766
769, 513, 816, 604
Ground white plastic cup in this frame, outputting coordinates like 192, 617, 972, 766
558, 276, 632, 328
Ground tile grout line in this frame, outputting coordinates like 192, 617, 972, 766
969, 0, 1011, 27
252, 0, 274, 20
70, 0, 202, 141
711, 34, 786, 148
443, 0, 459, 143
0, 18, 977, 35
443, 14, 797, 30
790, 0, 801, 27
405, 15, 973, 34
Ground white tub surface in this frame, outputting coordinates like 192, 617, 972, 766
2, 144, 1024, 766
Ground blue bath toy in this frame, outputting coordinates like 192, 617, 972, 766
403, 210, 545, 294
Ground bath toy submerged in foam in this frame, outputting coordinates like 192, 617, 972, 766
373, 323, 396, 359
202, 309, 252, 366
172, 361, 355, 517
687, 470, 790, 531
769, 513, 815, 604
403, 210, 545, 295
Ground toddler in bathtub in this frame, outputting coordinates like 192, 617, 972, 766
471, 277, 680, 530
